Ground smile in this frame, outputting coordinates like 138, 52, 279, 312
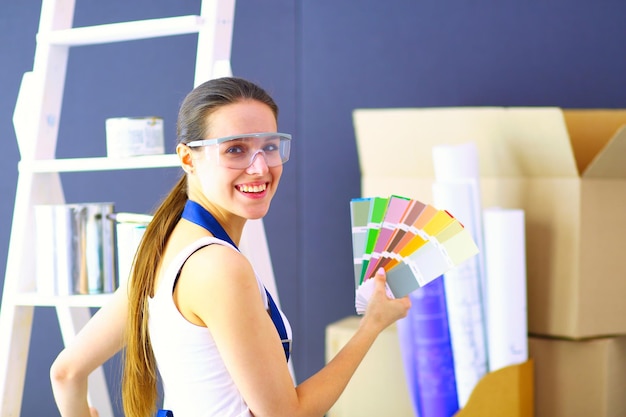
236, 183, 268, 193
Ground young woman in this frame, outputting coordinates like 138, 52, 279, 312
50, 77, 411, 417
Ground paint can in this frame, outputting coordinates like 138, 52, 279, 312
105, 116, 165, 158
111, 212, 152, 289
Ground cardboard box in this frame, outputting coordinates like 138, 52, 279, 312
326, 316, 533, 417
353, 108, 626, 339
529, 335, 626, 417
326, 316, 414, 417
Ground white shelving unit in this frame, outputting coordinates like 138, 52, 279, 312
20, 154, 181, 173
0, 1, 238, 416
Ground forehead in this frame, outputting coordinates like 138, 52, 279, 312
205, 100, 277, 138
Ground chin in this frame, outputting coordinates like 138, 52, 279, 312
240, 204, 271, 220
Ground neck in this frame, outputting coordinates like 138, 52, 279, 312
186, 199, 245, 247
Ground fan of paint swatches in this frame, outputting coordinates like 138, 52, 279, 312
350, 195, 480, 314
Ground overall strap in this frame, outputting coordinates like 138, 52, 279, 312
181, 200, 290, 362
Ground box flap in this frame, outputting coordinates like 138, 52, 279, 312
562, 109, 626, 177
353, 107, 579, 179
455, 359, 534, 417
353, 108, 501, 179
583, 126, 626, 178
501, 108, 579, 177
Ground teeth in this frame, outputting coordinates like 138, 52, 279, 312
238, 183, 267, 193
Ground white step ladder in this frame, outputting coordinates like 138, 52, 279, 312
0, 1, 241, 415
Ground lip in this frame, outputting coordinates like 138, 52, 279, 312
235, 181, 270, 199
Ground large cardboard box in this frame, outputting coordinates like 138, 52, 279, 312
530, 335, 626, 417
326, 316, 533, 417
353, 108, 626, 339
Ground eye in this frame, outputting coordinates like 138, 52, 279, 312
263, 142, 280, 153
223, 143, 247, 155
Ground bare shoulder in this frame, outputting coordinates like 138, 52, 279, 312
174, 243, 265, 326
182, 243, 254, 285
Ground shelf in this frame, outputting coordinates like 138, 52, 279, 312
18, 154, 180, 173
12, 292, 114, 308
37, 15, 205, 46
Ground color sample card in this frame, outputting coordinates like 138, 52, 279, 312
351, 195, 480, 314
359, 196, 389, 285
349, 197, 373, 288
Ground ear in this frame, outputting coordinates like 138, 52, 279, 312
176, 143, 195, 174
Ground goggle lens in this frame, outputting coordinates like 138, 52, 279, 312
187, 133, 291, 169
218, 135, 290, 169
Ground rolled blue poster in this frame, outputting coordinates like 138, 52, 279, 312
396, 315, 419, 416
399, 276, 459, 417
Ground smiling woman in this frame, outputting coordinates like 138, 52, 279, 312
50, 77, 411, 417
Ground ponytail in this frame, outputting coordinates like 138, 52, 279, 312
122, 175, 187, 417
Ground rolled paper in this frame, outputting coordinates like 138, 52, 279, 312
432, 142, 488, 408
483, 207, 528, 372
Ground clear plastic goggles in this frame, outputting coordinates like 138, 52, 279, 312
187, 132, 291, 169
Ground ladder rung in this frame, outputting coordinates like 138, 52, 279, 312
37, 15, 205, 46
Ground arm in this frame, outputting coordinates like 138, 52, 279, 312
291, 269, 410, 414
50, 285, 128, 417
178, 246, 410, 417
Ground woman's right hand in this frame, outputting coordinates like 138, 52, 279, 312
361, 268, 411, 333
89, 406, 99, 417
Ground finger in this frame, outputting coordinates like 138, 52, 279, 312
375, 267, 399, 300
374, 267, 390, 291
374, 267, 386, 280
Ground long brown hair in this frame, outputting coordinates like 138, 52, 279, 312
122, 77, 278, 417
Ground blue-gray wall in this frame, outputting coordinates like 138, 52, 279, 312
1, 1, 624, 415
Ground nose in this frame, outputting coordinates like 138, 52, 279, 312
246, 150, 270, 173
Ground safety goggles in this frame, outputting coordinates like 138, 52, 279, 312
187, 132, 291, 169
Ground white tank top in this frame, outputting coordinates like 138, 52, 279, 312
148, 236, 292, 417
